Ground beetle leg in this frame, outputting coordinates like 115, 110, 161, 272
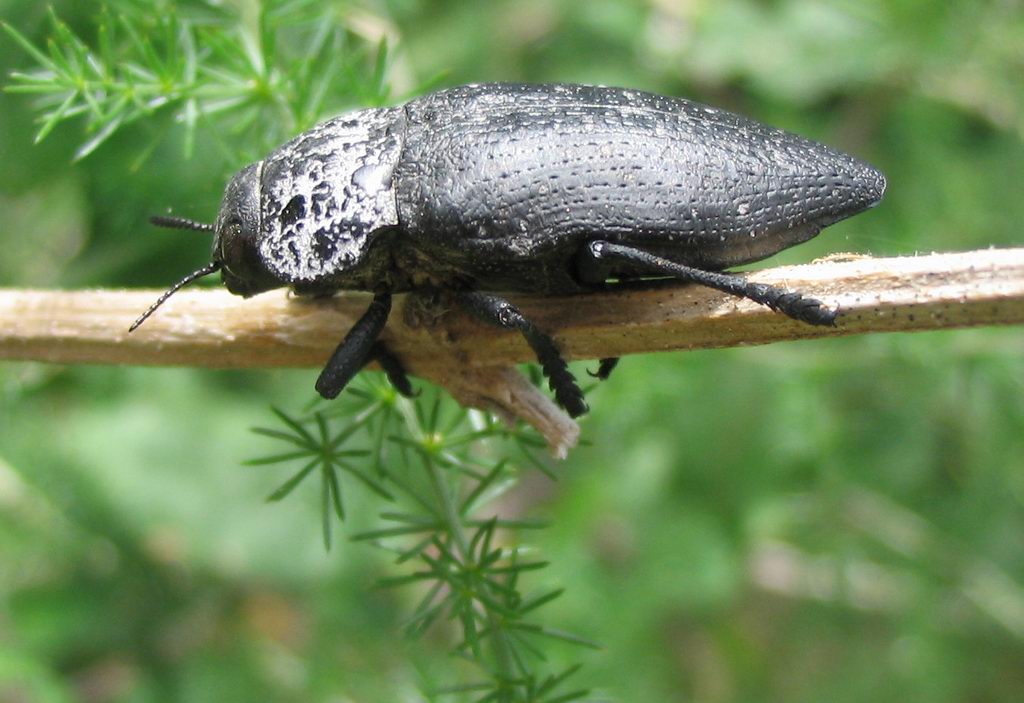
456, 291, 588, 418
588, 357, 620, 380
366, 342, 417, 397
580, 241, 836, 326
315, 292, 393, 399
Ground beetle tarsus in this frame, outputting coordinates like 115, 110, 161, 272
775, 291, 838, 326
588, 357, 620, 380
315, 293, 393, 399
457, 291, 588, 418
583, 241, 837, 327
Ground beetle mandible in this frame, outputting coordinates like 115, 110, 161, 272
131, 83, 886, 417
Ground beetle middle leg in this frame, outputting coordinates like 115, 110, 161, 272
456, 291, 588, 418
366, 342, 416, 397
578, 241, 837, 326
315, 292, 413, 399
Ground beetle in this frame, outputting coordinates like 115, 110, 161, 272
131, 82, 886, 417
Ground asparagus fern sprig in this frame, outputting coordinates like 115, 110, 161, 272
249, 375, 598, 702
3, 1, 390, 161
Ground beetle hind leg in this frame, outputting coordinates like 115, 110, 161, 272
579, 241, 836, 326
456, 291, 588, 418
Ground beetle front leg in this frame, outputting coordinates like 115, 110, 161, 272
456, 291, 588, 418
579, 241, 837, 326
315, 292, 394, 399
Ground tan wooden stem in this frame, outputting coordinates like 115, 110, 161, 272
2, 248, 1023, 455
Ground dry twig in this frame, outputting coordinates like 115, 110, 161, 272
2, 248, 1022, 455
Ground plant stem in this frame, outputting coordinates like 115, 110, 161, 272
401, 397, 520, 693
3, 248, 1023, 454
5, 249, 1021, 369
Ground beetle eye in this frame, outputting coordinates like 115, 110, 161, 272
217, 219, 245, 268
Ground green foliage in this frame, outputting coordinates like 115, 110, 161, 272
3, 0, 390, 162
2, 1, 1023, 701
248, 377, 595, 701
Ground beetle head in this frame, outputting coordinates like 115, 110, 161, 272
213, 162, 282, 297
129, 162, 284, 332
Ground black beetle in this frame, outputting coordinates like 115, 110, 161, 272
132, 83, 886, 417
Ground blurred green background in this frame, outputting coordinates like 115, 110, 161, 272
2, 0, 1023, 701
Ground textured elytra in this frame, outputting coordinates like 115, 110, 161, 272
256, 106, 404, 284
393, 84, 885, 292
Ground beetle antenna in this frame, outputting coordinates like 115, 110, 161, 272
128, 262, 222, 332
149, 215, 214, 232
